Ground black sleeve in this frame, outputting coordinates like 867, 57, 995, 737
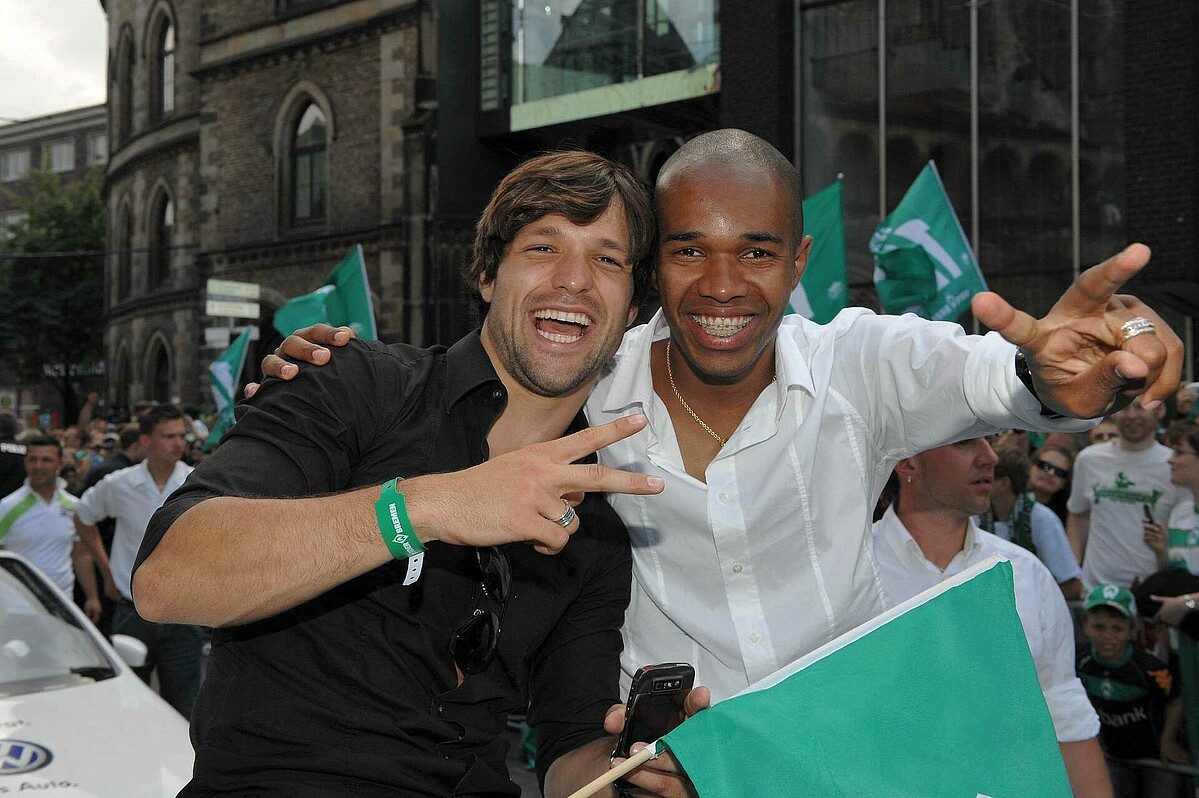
134, 339, 394, 575
528, 495, 631, 787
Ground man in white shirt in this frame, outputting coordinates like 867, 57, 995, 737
979, 445, 1083, 598
0, 435, 100, 620
1068, 400, 1194, 590
74, 405, 199, 718
263, 132, 1182, 795
872, 436, 1110, 797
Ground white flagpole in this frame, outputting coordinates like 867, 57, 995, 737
565, 745, 658, 798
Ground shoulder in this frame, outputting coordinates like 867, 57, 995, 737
981, 532, 1056, 584
1030, 502, 1064, 529
0, 488, 25, 512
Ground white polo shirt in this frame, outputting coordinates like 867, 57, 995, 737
873, 506, 1099, 742
74, 460, 192, 601
587, 309, 1092, 701
0, 478, 78, 593
983, 498, 1082, 585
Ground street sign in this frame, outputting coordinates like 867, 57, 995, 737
206, 299, 260, 318
206, 279, 260, 300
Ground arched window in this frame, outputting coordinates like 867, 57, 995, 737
148, 341, 172, 403
117, 33, 135, 144
291, 104, 328, 225
116, 203, 133, 301
148, 191, 173, 289
152, 18, 175, 120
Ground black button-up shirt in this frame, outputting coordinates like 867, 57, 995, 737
137, 332, 631, 796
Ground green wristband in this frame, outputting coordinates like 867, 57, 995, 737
376, 478, 425, 560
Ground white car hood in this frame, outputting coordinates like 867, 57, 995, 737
1, 672, 193, 796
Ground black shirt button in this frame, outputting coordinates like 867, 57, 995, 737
491, 388, 504, 401
436, 705, 444, 716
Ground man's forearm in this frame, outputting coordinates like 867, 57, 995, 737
71, 543, 99, 602
1067, 512, 1089, 563
133, 484, 390, 627
1059, 738, 1113, 798
544, 736, 618, 798
74, 519, 110, 573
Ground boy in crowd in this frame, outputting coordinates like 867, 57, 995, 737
1077, 584, 1188, 796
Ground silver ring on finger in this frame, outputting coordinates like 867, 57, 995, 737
554, 500, 576, 528
1119, 316, 1156, 344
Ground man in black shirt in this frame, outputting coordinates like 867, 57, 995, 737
133, 151, 666, 797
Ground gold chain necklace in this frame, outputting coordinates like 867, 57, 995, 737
665, 338, 778, 448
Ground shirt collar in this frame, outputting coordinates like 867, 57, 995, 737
877, 504, 987, 571
444, 329, 503, 409
599, 310, 818, 415
18, 476, 69, 501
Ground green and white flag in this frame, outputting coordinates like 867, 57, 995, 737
203, 325, 255, 453
870, 162, 986, 322
660, 557, 1070, 796
788, 178, 846, 324
272, 244, 378, 340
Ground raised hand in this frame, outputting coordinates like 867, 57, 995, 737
971, 244, 1183, 419
245, 323, 356, 398
408, 414, 664, 555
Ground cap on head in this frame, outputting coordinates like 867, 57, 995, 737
1084, 584, 1135, 618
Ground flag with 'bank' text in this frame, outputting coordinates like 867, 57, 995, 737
870, 161, 987, 322
661, 557, 1071, 796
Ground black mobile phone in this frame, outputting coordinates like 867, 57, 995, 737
1144, 504, 1155, 524
612, 662, 694, 760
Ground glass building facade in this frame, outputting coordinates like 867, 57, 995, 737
798, 0, 1125, 318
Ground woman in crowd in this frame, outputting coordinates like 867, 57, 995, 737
1029, 443, 1075, 523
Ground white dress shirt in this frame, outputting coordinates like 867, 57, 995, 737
587, 309, 1091, 701
873, 506, 1099, 742
74, 460, 192, 601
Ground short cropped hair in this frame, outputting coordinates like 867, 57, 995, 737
464, 150, 656, 321
23, 435, 62, 455
140, 405, 185, 436
993, 447, 1030, 495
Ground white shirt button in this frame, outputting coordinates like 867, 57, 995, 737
748, 632, 761, 644
732, 563, 743, 574
718, 492, 730, 503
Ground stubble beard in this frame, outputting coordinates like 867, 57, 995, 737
485, 314, 614, 398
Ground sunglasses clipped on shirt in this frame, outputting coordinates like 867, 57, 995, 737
450, 546, 513, 675
1034, 459, 1071, 480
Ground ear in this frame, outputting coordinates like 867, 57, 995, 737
894, 457, 918, 484
478, 275, 495, 304
626, 304, 639, 328
791, 235, 813, 292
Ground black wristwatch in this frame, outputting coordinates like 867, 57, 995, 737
1014, 349, 1064, 419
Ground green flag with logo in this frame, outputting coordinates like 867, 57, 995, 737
272, 244, 378, 340
870, 162, 986, 321
788, 179, 846, 324
660, 557, 1070, 796
202, 325, 255, 452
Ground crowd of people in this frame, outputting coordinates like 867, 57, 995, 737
1, 129, 1196, 797
0, 400, 208, 719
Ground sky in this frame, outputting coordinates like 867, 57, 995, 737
0, 0, 107, 124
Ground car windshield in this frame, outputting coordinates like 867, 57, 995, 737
0, 558, 116, 697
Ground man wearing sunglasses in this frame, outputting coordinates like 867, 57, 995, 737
131, 151, 668, 797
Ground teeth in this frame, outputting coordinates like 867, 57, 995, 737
692, 314, 751, 338
537, 330, 584, 344
534, 309, 591, 326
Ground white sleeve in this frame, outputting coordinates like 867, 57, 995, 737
831, 312, 1095, 458
73, 477, 111, 526
1034, 566, 1100, 742
1030, 504, 1082, 584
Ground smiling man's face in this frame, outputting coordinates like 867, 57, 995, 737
654, 161, 808, 386
480, 201, 637, 399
